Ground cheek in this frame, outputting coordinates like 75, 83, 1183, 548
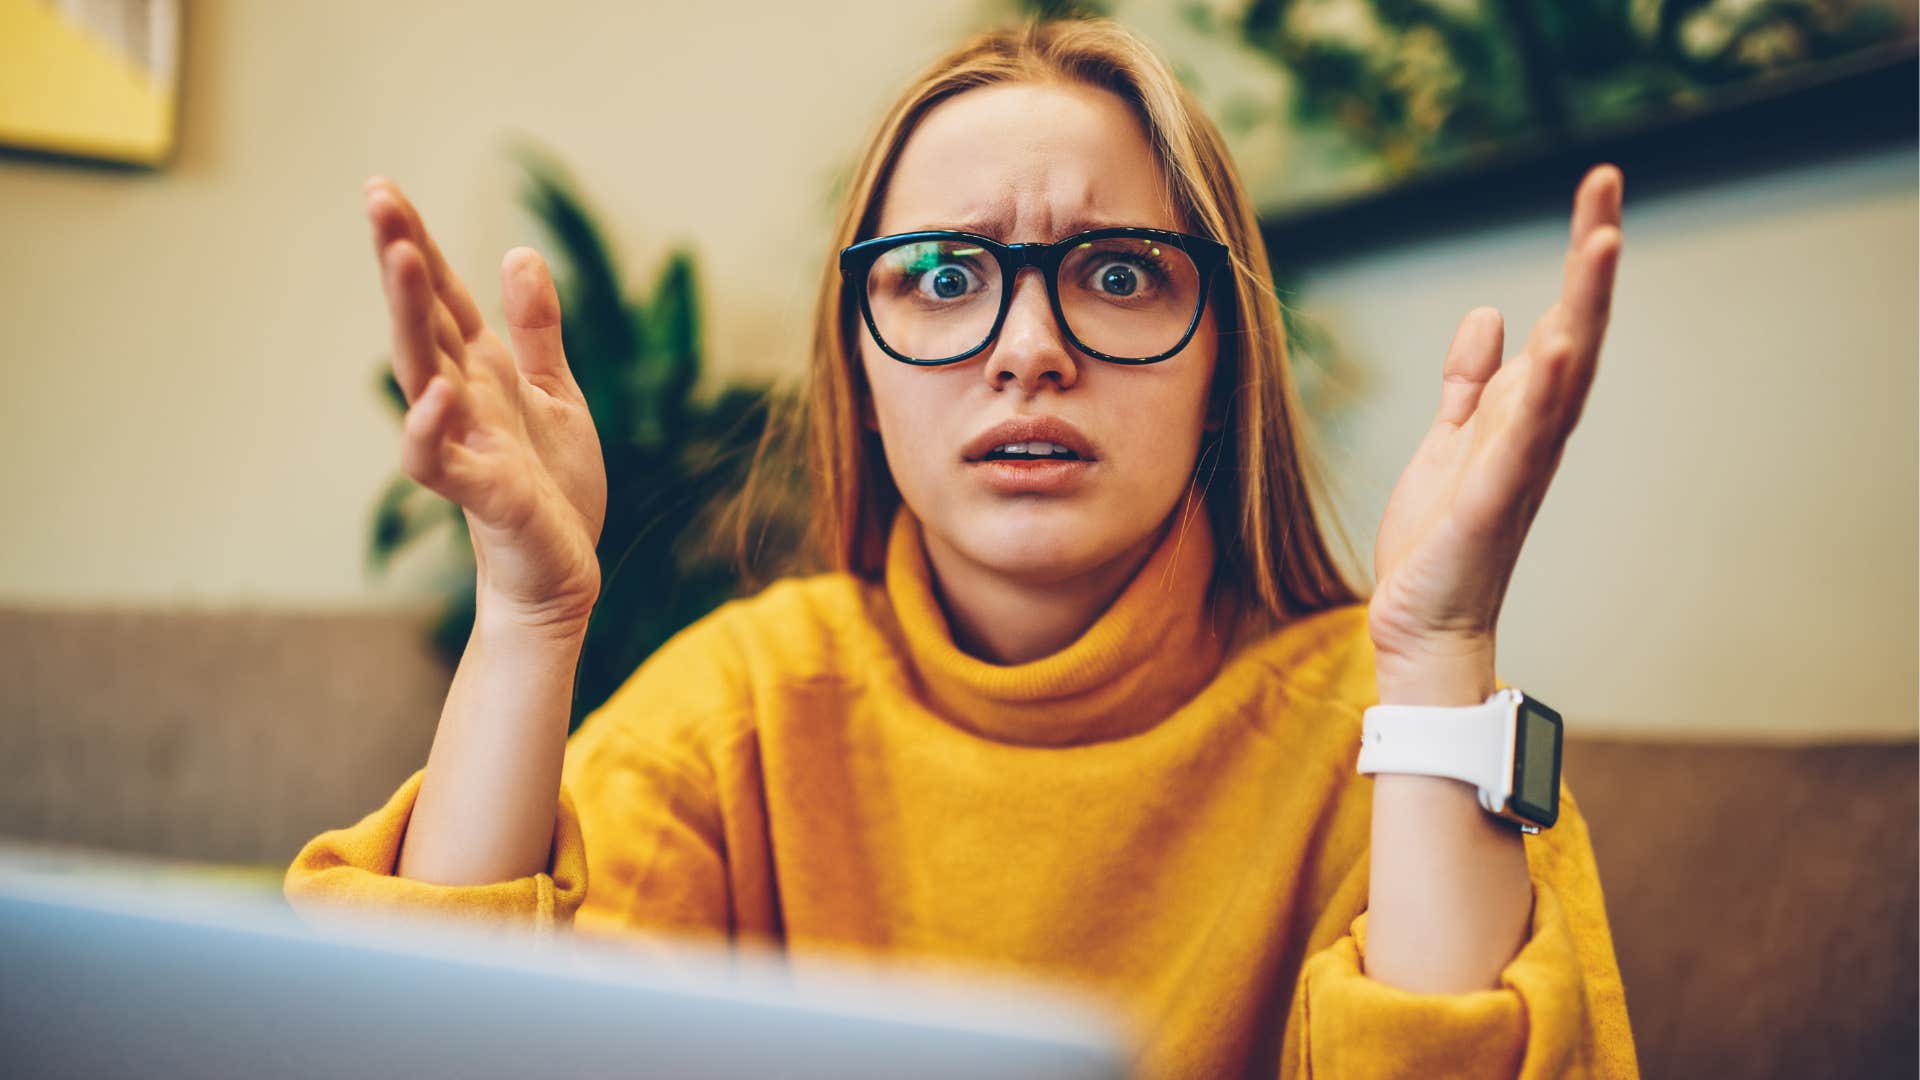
858, 326, 1220, 502
1116, 379, 1211, 470
861, 345, 912, 434
859, 346, 951, 496
859, 339, 921, 437
856, 339, 883, 431
1127, 331, 1218, 461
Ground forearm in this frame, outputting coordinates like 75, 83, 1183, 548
395, 594, 588, 887
1363, 658, 1533, 993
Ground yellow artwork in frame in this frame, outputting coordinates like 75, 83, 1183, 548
0, 0, 181, 166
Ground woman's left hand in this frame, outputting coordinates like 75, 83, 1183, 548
1368, 164, 1624, 699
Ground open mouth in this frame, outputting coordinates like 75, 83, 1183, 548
981, 441, 1084, 462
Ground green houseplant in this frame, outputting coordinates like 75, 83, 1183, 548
366, 146, 795, 732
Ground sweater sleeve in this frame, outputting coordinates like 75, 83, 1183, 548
279, 765, 586, 939
282, 615, 743, 946
1285, 784, 1640, 1079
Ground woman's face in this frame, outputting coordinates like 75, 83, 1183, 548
859, 81, 1220, 587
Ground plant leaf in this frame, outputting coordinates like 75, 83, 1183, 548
377, 366, 407, 415
647, 249, 702, 448
366, 473, 452, 575
511, 142, 637, 444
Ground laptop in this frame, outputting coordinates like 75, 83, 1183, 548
0, 849, 1131, 1079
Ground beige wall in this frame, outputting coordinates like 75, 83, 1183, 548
1301, 145, 1918, 740
1, 1, 1912, 738
0, 0, 985, 606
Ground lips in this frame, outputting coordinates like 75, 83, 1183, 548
960, 416, 1099, 463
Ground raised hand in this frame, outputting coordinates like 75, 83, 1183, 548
365, 176, 608, 634
1367, 165, 1625, 695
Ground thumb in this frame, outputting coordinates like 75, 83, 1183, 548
500, 247, 574, 392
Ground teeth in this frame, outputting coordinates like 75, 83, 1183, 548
989, 441, 1073, 458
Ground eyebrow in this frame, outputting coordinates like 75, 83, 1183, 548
907, 212, 1163, 242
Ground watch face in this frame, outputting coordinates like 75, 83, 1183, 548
1508, 695, 1563, 827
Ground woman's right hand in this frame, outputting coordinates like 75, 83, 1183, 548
365, 176, 608, 634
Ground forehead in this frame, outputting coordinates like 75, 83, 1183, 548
874, 81, 1183, 240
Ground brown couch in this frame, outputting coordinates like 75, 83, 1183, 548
1564, 738, 1917, 1078
2, 607, 1914, 1077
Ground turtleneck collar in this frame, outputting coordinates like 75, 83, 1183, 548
883, 493, 1238, 746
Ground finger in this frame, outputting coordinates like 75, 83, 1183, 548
1521, 300, 1567, 362
1457, 336, 1565, 527
430, 291, 467, 365
381, 240, 442, 405
364, 184, 414, 259
364, 175, 486, 340
1436, 306, 1503, 427
1514, 214, 1624, 465
400, 374, 476, 495
501, 247, 575, 393
1565, 164, 1623, 280
1470, 168, 1625, 527
1520, 330, 1577, 447
388, 182, 487, 340
1530, 167, 1622, 390
1552, 224, 1623, 429
368, 191, 469, 371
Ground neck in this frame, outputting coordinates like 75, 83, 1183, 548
920, 516, 1169, 665
883, 493, 1229, 745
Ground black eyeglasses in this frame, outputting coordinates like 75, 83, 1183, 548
839, 226, 1229, 366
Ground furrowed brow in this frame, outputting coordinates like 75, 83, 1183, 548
911, 211, 1149, 242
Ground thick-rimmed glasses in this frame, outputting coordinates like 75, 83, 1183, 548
839, 227, 1229, 366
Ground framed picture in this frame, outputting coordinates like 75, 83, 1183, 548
1227, 0, 1918, 219
0, 0, 182, 166
1088, 0, 1916, 253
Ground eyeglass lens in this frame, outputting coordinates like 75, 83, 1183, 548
863, 237, 1203, 362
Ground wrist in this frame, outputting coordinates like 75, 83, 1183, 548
1374, 637, 1497, 707
474, 587, 596, 645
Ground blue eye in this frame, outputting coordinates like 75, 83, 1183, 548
930, 266, 968, 299
1085, 253, 1168, 299
913, 262, 980, 302
1099, 264, 1138, 296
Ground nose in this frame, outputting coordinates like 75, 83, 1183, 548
984, 268, 1079, 392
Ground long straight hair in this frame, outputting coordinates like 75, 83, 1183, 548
738, 17, 1364, 623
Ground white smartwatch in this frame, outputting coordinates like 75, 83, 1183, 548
1356, 687, 1563, 833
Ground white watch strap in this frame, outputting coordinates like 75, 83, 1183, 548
1356, 689, 1515, 796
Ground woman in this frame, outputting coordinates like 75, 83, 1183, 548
288, 17, 1636, 1077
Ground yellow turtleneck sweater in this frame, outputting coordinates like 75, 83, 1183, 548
286, 505, 1638, 1078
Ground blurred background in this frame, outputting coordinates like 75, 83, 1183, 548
1, 1, 1914, 1075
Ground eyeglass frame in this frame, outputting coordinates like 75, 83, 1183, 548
838, 226, 1231, 366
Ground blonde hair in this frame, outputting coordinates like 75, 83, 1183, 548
741, 16, 1363, 622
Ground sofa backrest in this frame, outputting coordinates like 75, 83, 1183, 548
3, 607, 1913, 1076
1566, 737, 1918, 1079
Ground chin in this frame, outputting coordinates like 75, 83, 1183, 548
940, 495, 1148, 584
